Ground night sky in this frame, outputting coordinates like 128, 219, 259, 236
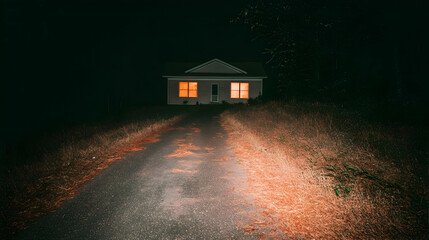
1, 0, 265, 146
1, 0, 428, 148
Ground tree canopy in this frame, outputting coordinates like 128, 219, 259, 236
234, 0, 427, 105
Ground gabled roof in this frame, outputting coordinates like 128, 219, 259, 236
163, 58, 267, 78
185, 58, 247, 74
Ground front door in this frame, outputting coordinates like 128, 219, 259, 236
211, 84, 219, 102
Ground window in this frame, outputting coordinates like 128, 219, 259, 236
179, 82, 197, 97
231, 82, 249, 99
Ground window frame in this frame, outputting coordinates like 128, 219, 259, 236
230, 82, 249, 99
179, 81, 198, 98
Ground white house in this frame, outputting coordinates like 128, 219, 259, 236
162, 58, 267, 105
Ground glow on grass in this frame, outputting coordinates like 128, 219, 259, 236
221, 116, 345, 239
220, 103, 426, 239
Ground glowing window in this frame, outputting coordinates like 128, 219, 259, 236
179, 82, 188, 97
231, 82, 249, 99
179, 82, 197, 97
240, 82, 249, 98
189, 82, 198, 97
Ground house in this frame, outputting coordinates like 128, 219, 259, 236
162, 58, 267, 105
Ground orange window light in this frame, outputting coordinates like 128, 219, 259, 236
179, 82, 189, 97
240, 83, 249, 99
179, 82, 198, 98
231, 82, 249, 99
188, 82, 198, 97
231, 82, 240, 98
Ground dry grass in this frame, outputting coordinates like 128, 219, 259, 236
0, 111, 184, 238
221, 101, 428, 239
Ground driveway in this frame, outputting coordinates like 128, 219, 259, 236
16, 107, 260, 239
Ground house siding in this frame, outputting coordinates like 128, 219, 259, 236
167, 79, 262, 105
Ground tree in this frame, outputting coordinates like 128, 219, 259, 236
234, 0, 426, 105
233, 0, 336, 99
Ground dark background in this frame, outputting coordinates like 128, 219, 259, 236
1, 0, 265, 148
1, 0, 427, 150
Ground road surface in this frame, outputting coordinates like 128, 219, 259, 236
16, 107, 264, 239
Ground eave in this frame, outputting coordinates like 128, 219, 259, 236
162, 75, 267, 79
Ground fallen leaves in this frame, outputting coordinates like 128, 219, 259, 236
165, 139, 200, 158
171, 168, 198, 174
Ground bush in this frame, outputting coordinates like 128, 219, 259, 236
247, 94, 263, 105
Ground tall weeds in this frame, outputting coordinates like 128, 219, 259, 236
1, 107, 185, 238
221, 101, 427, 239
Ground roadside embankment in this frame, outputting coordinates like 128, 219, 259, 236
221, 101, 428, 239
1, 106, 189, 238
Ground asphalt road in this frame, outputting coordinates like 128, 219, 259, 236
16, 107, 260, 240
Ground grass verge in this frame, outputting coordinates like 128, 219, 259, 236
0, 106, 187, 238
221, 101, 428, 239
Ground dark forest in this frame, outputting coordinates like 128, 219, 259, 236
1, 0, 427, 147
1, 0, 428, 238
